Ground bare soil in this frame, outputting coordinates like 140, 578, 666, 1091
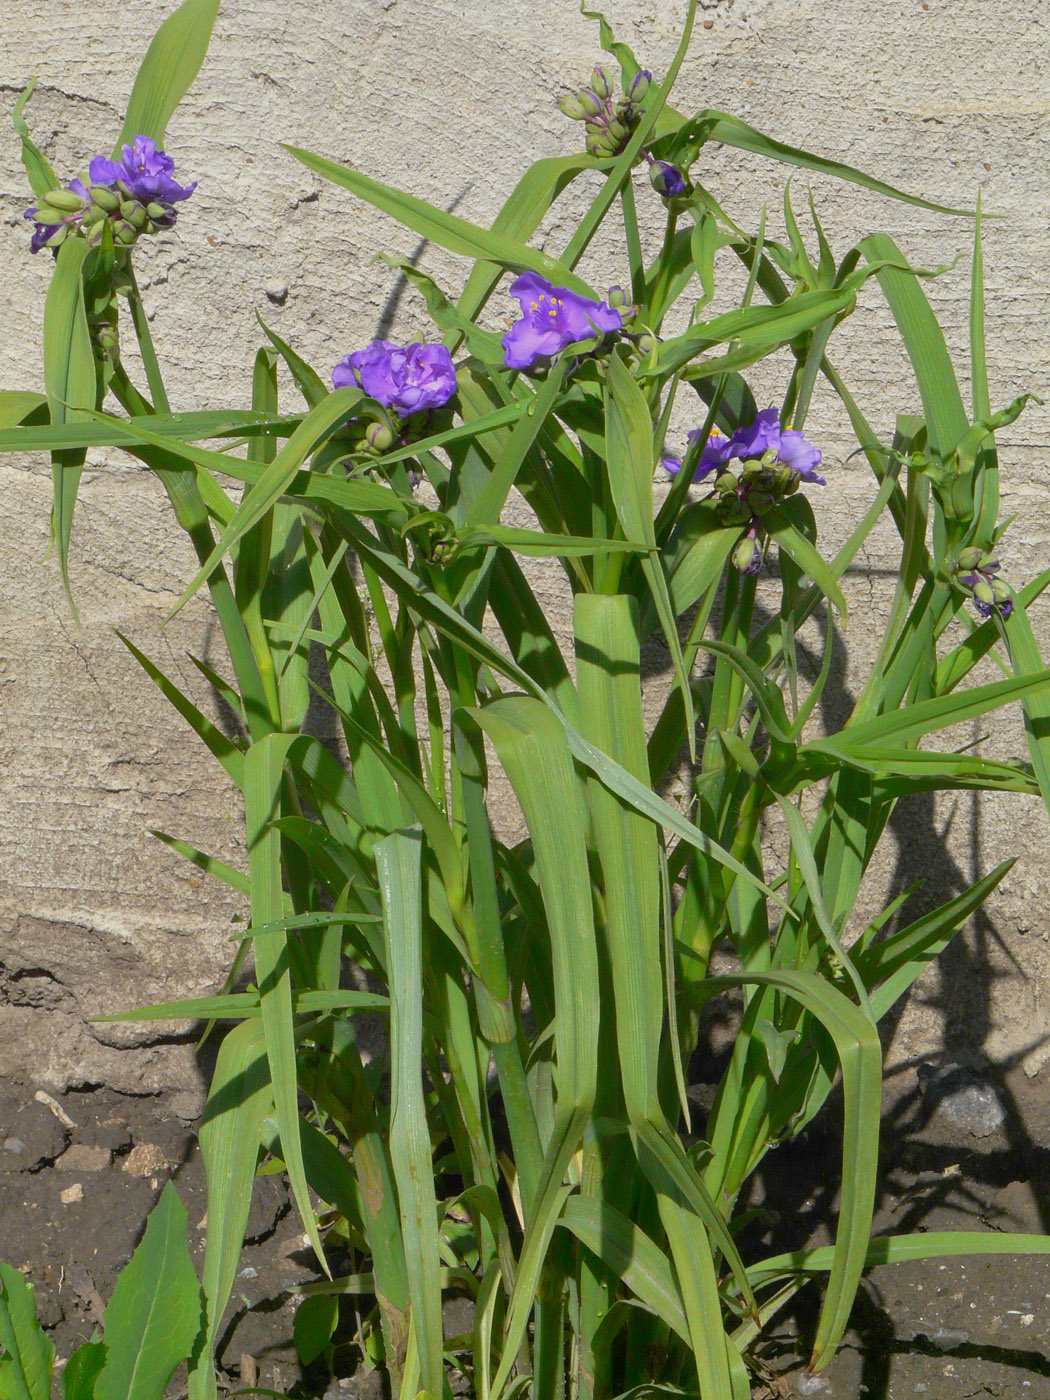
1, 1060, 1049, 1399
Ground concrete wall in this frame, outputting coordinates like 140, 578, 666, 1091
1, 0, 1048, 1098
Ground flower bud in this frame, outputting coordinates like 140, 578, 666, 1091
96, 321, 119, 360
748, 489, 773, 515
589, 65, 613, 99
557, 93, 588, 120
145, 201, 168, 222
42, 187, 85, 213
89, 185, 122, 213
626, 69, 652, 102
44, 225, 70, 248
607, 285, 627, 308
714, 471, 738, 494
649, 160, 690, 199
32, 205, 67, 227
973, 579, 996, 607
956, 546, 983, 570
633, 329, 657, 355
606, 118, 629, 145
114, 221, 139, 246
576, 89, 605, 118
366, 421, 395, 453
733, 535, 762, 573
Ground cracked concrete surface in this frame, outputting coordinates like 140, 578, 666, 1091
0, 0, 1049, 1095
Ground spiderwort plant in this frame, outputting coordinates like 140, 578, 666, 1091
3, 2, 1050, 1399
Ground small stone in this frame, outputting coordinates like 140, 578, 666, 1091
263, 280, 289, 305
3, 1138, 26, 1155
169, 1090, 205, 1122
924, 1325, 969, 1351
55, 1144, 111, 1173
917, 1061, 1006, 1138
59, 1183, 83, 1205
33, 1090, 75, 1128
0, 1102, 67, 1171
121, 1143, 169, 1177
238, 1266, 258, 1279
796, 1375, 828, 1395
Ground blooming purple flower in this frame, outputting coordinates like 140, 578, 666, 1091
332, 340, 457, 418
88, 136, 196, 207
664, 409, 825, 485
662, 427, 734, 481
502, 272, 623, 370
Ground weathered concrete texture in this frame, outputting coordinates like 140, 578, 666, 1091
0, 0, 1048, 1092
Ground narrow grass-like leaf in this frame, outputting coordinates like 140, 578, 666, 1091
750, 1229, 1050, 1289
188, 1019, 273, 1400
284, 145, 594, 297
1002, 603, 1050, 828
256, 314, 328, 408
11, 80, 56, 198
558, 1197, 689, 1345
606, 354, 694, 755
43, 236, 96, 607
116, 0, 221, 150
666, 110, 975, 217
574, 594, 662, 1118
244, 735, 328, 1273
812, 666, 1050, 756
705, 970, 882, 1370
0, 393, 47, 430
860, 233, 969, 460
376, 829, 444, 1398
95, 1183, 202, 1400
118, 632, 245, 785
470, 697, 599, 1110
164, 388, 365, 619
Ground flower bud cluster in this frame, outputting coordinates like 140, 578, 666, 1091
952, 547, 1014, 619
557, 66, 651, 159
25, 136, 195, 256
712, 454, 801, 525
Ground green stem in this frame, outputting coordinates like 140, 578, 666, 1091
620, 176, 646, 307
124, 260, 170, 414
648, 211, 679, 331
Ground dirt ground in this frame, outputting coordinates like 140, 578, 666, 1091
1, 1058, 1049, 1400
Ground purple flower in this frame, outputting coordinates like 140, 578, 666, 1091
332, 340, 457, 418
666, 410, 825, 486
88, 136, 196, 207
502, 272, 623, 370
662, 427, 735, 482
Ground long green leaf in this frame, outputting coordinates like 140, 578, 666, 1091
244, 735, 328, 1273
116, 0, 221, 150
606, 353, 694, 754
43, 236, 96, 607
11, 80, 56, 198
284, 145, 595, 297
188, 1020, 274, 1400
376, 829, 444, 1398
668, 110, 975, 217
705, 970, 882, 1370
